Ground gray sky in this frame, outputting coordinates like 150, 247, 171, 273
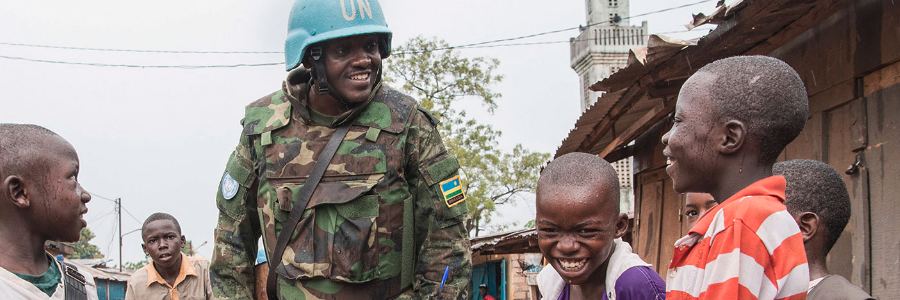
1, 0, 717, 265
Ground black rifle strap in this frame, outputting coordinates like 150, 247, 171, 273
62, 262, 87, 300
266, 122, 352, 300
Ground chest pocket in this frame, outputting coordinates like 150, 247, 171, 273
263, 126, 396, 283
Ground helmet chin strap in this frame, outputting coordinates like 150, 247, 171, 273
309, 46, 382, 109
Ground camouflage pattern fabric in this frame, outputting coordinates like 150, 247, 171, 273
211, 68, 471, 300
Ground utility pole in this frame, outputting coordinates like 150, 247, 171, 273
117, 198, 122, 272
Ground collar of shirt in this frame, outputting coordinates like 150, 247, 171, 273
808, 276, 826, 293
145, 253, 196, 288
282, 67, 381, 127
687, 175, 787, 236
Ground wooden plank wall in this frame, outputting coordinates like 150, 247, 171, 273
770, 0, 900, 296
864, 83, 899, 297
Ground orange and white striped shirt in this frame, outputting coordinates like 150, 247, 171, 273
666, 176, 808, 300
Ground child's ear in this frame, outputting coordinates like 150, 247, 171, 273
180, 235, 186, 248
796, 212, 820, 242
4, 175, 30, 208
720, 120, 746, 154
141, 243, 148, 254
613, 213, 629, 238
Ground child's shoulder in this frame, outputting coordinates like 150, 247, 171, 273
614, 266, 666, 300
188, 256, 211, 272
723, 194, 788, 222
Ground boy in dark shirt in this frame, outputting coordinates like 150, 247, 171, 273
774, 159, 874, 300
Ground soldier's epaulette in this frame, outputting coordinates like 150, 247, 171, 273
242, 89, 292, 136
355, 85, 416, 134
416, 106, 440, 127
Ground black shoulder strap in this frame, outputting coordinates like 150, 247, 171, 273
266, 122, 352, 300
62, 262, 88, 300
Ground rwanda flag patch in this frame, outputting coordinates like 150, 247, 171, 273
440, 175, 466, 208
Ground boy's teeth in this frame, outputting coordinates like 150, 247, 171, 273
351, 74, 368, 80
666, 158, 672, 165
558, 259, 587, 271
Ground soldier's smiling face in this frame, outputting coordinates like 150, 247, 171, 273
319, 34, 382, 104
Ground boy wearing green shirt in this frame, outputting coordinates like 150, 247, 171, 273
0, 123, 99, 300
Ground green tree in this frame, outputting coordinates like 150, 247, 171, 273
122, 258, 149, 270
70, 228, 104, 259
387, 36, 550, 236
182, 240, 195, 256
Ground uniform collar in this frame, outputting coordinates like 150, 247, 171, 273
283, 68, 381, 127
688, 175, 787, 235
145, 253, 195, 288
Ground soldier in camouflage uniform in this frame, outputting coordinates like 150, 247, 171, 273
209, 0, 472, 299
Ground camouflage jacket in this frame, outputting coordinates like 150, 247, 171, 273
211, 69, 471, 300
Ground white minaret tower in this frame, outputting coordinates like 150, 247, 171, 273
571, 0, 648, 111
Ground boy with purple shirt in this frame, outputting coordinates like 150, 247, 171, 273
536, 152, 665, 300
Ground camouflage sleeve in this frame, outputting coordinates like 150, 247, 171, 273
397, 107, 472, 300
210, 130, 261, 300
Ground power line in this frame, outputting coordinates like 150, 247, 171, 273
0, 42, 281, 54
121, 206, 143, 224
89, 192, 118, 202
396, 28, 707, 53
0, 28, 709, 68
87, 206, 116, 223
395, 0, 715, 54
0, 27, 702, 66
0, 55, 283, 68
0, 0, 716, 62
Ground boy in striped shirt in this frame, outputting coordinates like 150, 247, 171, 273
661, 56, 810, 300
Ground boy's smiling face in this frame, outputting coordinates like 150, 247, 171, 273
30, 135, 92, 243
662, 72, 722, 194
536, 183, 627, 285
142, 219, 185, 268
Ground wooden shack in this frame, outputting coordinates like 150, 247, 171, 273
554, 0, 899, 297
471, 229, 544, 300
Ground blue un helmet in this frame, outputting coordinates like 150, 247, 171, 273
284, 0, 392, 72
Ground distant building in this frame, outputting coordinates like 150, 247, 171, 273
570, 0, 644, 215
570, 0, 648, 111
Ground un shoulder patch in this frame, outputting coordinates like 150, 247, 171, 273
221, 172, 239, 200
440, 175, 466, 208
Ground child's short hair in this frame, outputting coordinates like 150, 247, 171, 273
773, 159, 850, 253
0, 124, 60, 178
689, 56, 809, 163
142, 212, 183, 236
538, 152, 620, 214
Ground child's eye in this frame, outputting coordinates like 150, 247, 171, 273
577, 229, 600, 236
537, 228, 558, 236
685, 210, 699, 217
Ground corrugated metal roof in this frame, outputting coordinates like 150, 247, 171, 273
67, 260, 133, 282
555, 0, 855, 159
